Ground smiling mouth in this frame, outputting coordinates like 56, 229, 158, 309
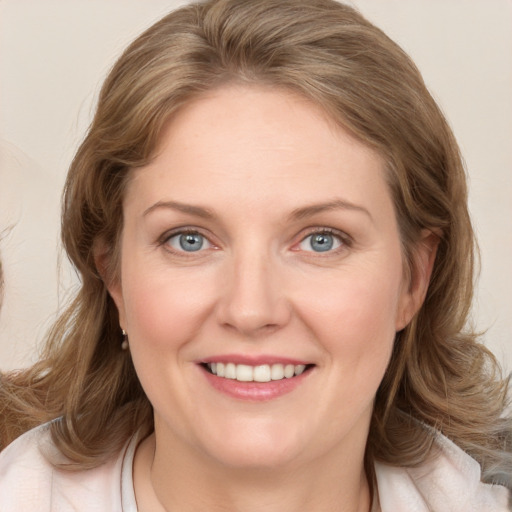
202, 362, 314, 383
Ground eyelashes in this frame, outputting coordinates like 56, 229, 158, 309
158, 226, 351, 256
295, 228, 348, 253
165, 231, 213, 253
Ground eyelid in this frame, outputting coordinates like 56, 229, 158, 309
293, 227, 352, 253
156, 225, 351, 255
158, 227, 217, 253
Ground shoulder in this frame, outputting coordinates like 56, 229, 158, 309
375, 432, 511, 512
0, 423, 54, 511
0, 422, 132, 512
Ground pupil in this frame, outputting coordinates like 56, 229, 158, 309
312, 234, 333, 252
180, 233, 203, 251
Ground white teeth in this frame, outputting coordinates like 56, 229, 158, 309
206, 362, 309, 382
253, 365, 271, 382
236, 364, 253, 382
295, 364, 306, 376
225, 362, 236, 379
284, 364, 295, 378
270, 364, 284, 380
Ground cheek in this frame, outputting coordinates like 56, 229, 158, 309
294, 261, 403, 364
121, 262, 217, 352
120, 264, 220, 413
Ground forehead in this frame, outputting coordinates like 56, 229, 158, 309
126, 84, 393, 222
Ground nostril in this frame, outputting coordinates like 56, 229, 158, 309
220, 319, 282, 337
215, 278, 292, 336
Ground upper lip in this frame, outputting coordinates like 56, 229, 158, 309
198, 354, 312, 366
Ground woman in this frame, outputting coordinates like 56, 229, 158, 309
0, 0, 510, 510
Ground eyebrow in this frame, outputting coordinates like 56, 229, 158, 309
143, 198, 373, 222
288, 199, 373, 222
143, 200, 214, 219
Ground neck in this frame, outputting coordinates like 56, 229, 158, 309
134, 432, 372, 512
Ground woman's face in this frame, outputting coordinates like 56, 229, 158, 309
109, 85, 430, 471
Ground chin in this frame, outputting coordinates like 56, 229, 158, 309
197, 420, 307, 470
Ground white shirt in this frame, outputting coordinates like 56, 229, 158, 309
0, 423, 509, 511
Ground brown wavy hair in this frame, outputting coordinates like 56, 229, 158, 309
1, 0, 510, 488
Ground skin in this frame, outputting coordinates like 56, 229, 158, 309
105, 84, 437, 512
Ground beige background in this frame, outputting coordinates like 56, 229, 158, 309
0, 1, 511, 372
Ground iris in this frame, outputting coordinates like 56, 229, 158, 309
309, 233, 334, 252
179, 233, 204, 251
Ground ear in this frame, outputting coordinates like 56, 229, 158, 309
396, 229, 440, 331
93, 238, 127, 330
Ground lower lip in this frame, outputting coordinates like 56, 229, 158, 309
200, 366, 312, 401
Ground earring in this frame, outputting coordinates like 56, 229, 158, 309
121, 329, 129, 350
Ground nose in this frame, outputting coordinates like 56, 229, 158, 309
216, 250, 291, 337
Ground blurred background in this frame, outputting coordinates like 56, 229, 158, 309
1, 0, 511, 372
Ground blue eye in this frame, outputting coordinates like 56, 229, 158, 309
299, 232, 342, 252
167, 232, 211, 252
